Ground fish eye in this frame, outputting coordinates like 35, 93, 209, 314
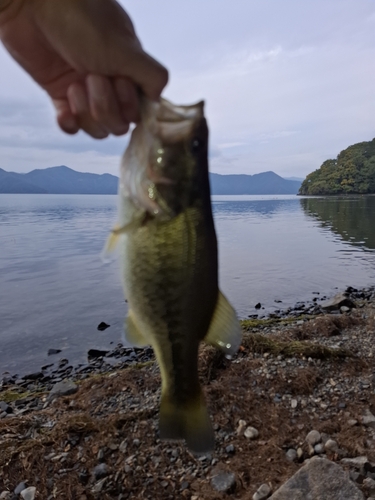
191, 138, 201, 153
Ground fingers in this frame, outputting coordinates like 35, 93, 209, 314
53, 98, 79, 135
68, 81, 109, 138
55, 77, 141, 138
86, 74, 130, 135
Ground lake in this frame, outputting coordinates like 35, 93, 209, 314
1, 194, 375, 375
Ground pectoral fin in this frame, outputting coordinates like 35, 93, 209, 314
124, 310, 149, 347
101, 216, 145, 262
204, 291, 242, 356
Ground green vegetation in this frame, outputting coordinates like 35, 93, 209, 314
241, 333, 354, 359
240, 315, 313, 329
299, 138, 375, 195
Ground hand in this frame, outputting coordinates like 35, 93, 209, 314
0, 0, 168, 138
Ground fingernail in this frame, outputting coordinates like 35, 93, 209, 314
94, 129, 109, 139
60, 115, 78, 134
112, 123, 129, 136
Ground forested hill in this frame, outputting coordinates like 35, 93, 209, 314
299, 138, 375, 195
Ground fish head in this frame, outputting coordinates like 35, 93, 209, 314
120, 98, 209, 218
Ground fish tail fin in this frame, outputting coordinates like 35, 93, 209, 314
159, 389, 214, 454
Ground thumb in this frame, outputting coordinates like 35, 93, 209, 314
118, 45, 169, 101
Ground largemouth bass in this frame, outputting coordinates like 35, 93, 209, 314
107, 98, 241, 453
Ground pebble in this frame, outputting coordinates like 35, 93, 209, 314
244, 426, 259, 439
91, 478, 107, 493
119, 440, 127, 453
20, 487, 36, 500
92, 463, 109, 480
236, 419, 247, 435
362, 410, 375, 428
363, 477, 375, 494
291, 398, 298, 409
286, 448, 297, 462
97, 322, 110, 331
306, 430, 321, 446
180, 481, 189, 491
0, 402, 11, 413
314, 443, 325, 454
348, 419, 358, 427
225, 444, 235, 454
211, 472, 236, 493
0, 493, 10, 499
14, 483, 27, 495
253, 483, 272, 500
324, 439, 339, 453
341, 456, 369, 467
47, 348, 61, 356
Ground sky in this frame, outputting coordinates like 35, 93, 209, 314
0, 0, 375, 178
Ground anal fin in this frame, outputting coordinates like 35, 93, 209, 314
204, 291, 242, 356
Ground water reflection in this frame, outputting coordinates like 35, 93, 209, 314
300, 196, 375, 251
212, 195, 298, 218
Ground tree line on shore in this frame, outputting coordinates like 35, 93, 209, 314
299, 138, 375, 195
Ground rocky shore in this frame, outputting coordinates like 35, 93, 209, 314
1, 286, 375, 499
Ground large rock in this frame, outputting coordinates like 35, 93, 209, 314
269, 457, 364, 500
320, 293, 355, 311
47, 380, 78, 402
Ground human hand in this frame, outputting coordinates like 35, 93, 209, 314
0, 0, 168, 138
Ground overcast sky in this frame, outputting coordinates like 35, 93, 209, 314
1, 0, 374, 178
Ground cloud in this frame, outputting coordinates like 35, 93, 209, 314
0, 0, 375, 178
1, 145, 121, 176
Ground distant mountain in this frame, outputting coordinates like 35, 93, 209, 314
0, 168, 47, 194
0, 166, 301, 195
0, 166, 118, 194
210, 171, 301, 195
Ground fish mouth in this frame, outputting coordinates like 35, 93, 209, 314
145, 98, 205, 143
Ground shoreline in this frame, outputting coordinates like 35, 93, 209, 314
2, 286, 371, 390
0, 286, 374, 498
1, 286, 373, 397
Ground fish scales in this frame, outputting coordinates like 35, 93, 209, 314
106, 97, 241, 453
123, 206, 217, 399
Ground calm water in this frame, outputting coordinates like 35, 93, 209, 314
1, 194, 375, 374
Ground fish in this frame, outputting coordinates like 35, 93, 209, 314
106, 97, 241, 453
